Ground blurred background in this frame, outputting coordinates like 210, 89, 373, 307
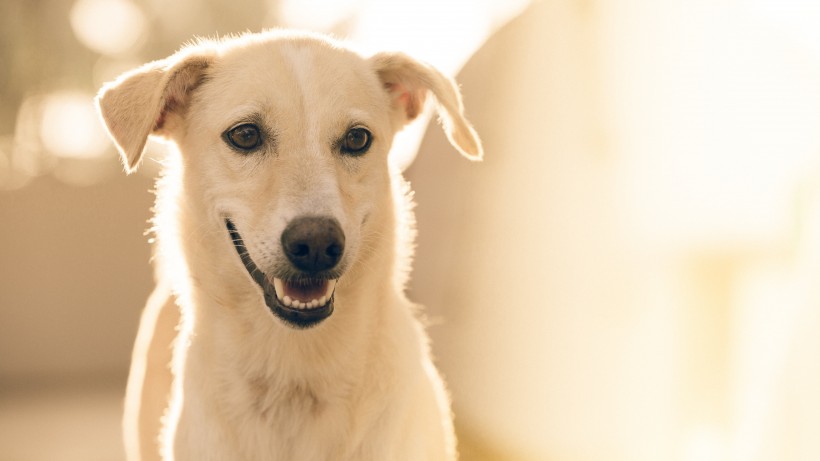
2, 0, 820, 460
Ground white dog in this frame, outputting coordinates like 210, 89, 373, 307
96, 30, 482, 461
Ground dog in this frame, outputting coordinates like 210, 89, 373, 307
96, 30, 482, 461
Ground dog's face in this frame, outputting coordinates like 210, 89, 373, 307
182, 41, 396, 329
96, 31, 481, 329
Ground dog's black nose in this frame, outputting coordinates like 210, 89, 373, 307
281, 216, 345, 273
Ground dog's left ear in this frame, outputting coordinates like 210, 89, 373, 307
95, 51, 213, 173
370, 52, 483, 161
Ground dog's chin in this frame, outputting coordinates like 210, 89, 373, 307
225, 219, 337, 329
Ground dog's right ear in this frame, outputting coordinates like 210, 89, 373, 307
95, 52, 213, 173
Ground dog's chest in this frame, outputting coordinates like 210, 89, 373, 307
233, 377, 358, 459
247, 378, 326, 423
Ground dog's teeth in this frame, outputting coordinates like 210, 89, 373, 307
324, 280, 337, 299
278, 281, 336, 309
273, 278, 285, 301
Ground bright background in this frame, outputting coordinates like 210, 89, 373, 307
2, 1, 820, 460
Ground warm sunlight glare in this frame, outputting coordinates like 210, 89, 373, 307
685, 426, 726, 461
39, 91, 108, 160
278, 0, 360, 31
752, 0, 820, 56
356, 0, 528, 170
70, 0, 146, 56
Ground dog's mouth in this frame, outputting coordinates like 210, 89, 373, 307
225, 219, 336, 329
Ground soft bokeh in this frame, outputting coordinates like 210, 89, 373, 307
2, 0, 820, 460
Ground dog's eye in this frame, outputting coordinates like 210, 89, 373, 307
225, 124, 263, 151
341, 127, 372, 155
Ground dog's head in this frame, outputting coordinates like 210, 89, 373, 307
96, 31, 481, 329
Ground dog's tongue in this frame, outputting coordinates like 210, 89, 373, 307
286, 280, 326, 302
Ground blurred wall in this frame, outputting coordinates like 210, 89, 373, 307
409, 4, 667, 459
0, 175, 154, 382
408, 1, 820, 460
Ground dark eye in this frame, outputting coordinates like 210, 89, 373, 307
224, 123, 262, 152
341, 127, 372, 155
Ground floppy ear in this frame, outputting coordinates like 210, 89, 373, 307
95, 52, 212, 173
370, 52, 483, 161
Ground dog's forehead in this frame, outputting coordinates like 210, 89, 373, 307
200, 38, 387, 123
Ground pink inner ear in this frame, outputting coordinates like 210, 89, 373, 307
153, 62, 206, 131
153, 95, 179, 131
153, 111, 167, 131
385, 81, 421, 120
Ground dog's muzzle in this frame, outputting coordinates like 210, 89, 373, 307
225, 218, 344, 328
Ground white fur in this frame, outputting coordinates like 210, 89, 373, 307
96, 30, 482, 461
